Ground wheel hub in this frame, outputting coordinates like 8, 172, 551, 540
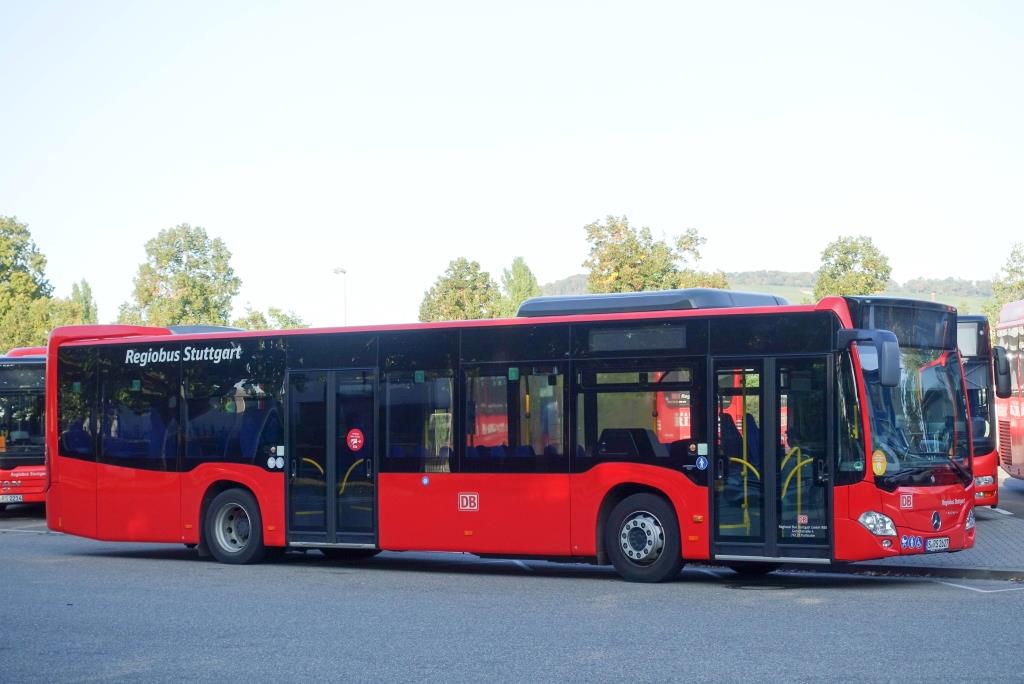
619, 512, 665, 565
215, 503, 251, 553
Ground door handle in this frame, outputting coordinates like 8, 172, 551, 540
814, 458, 828, 485
290, 458, 297, 479
365, 457, 373, 480
715, 457, 726, 480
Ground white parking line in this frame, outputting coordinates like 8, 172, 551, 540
991, 508, 1014, 516
933, 580, 1024, 594
0, 528, 50, 535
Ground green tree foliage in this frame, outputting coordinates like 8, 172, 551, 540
583, 215, 727, 293
0, 215, 57, 350
419, 258, 500, 321
48, 279, 100, 328
232, 306, 308, 330
118, 224, 241, 327
984, 242, 1024, 326
812, 235, 892, 300
497, 256, 541, 317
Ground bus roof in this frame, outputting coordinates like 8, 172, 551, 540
4, 346, 47, 358
516, 288, 788, 318
999, 300, 1024, 327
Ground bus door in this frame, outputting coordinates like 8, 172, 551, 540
711, 357, 832, 564
286, 369, 377, 547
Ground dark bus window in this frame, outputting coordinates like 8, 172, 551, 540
382, 370, 454, 473
58, 347, 97, 460
461, 324, 569, 363
99, 345, 181, 471
0, 364, 45, 390
572, 320, 706, 358
184, 338, 285, 468
286, 333, 376, 369
711, 313, 833, 355
382, 330, 458, 371
464, 365, 566, 473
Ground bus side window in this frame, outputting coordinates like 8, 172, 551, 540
58, 347, 97, 459
184, 338, 285, 466
835, 354, 865, 485
462, 365, 565, 473
382, 370, 454, 474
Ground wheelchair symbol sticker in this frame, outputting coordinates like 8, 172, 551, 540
695, 456, 709, 471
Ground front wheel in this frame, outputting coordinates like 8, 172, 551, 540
204, 488, 266, 564
605, 493, 683, 583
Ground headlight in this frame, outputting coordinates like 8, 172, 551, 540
858, 511, 897, 537
975, 476, 994, 487
966, 508, 976, 530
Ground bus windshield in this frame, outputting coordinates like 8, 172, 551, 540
860, 345, 971, 488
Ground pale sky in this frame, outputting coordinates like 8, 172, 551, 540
1, 1, 1021, 326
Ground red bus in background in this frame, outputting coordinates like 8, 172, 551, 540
958, 316, 1000, 505
996, 301, 1024, 479
45, 291, 977, 582
0, 347, 47, 511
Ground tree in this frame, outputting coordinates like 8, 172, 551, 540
232, 306, 308, 330
419, 258, 500, 321
582, 215, 726, 293
497, 256, 541, 317
985, 242, 1024, 326
118, 224, 241, 326
0, 216, 56, 350
0, 215, 52, 300
812, 235, 892, 300
48, 279, 100, 329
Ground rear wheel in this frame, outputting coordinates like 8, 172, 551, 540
320, 548, 380, 562
204, 488, 265, 564
605, 493, 683, 583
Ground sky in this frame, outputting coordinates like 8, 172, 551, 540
1, 1, 1021, 327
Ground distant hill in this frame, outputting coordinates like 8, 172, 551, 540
541, 274, 588, 296
540, 271, 992, 313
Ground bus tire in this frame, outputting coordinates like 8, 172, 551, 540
205, 488, 266, 565
605, 493, 683, 583
320, 548, 380, 562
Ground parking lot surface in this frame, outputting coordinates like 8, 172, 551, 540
3, 504, 1024, 683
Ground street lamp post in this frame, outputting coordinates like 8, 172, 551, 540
332, 267, 348, 325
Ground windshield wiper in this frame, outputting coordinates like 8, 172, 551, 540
877, 466, 932, 487
918, 451, 972, 486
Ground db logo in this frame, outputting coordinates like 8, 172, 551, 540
900, 493, 913, 510
458, 492, 479, 512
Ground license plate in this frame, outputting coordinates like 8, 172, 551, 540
0, 494, 24, 503
925, 537, 950, 552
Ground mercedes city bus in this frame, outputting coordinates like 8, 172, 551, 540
45, 291, 978, 581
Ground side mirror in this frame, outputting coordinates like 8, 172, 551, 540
837, 328, 901, 388
994, 346, 1012, 399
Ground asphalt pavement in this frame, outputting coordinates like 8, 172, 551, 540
3, 503, 1024, 682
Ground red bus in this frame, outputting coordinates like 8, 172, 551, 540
45, 291, 978, 582
996, 300, 1024, 479
0, 347, 47, 511
957, 316, 1002, 506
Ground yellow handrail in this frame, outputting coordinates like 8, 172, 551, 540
302, 457, 325, 477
